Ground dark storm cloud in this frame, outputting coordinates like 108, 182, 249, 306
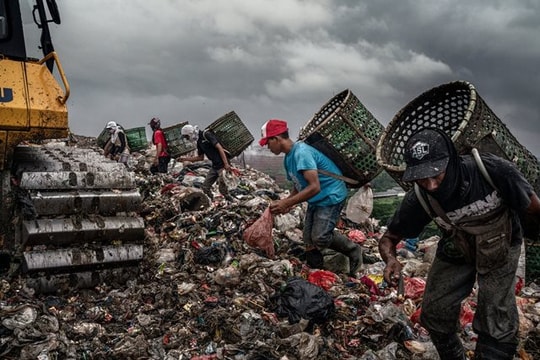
49, 0, 539, 157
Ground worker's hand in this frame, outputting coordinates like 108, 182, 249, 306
229, 167, 241, 177
223, 163, 231, 172
269, 199, 290, 215
383, 257, 403, 287
153, 158, 158, 165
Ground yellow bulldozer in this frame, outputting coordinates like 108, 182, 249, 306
0, 0, 145, 293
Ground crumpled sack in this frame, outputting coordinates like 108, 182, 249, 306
242, 207, 275, 258
345, 185, 373, 224
271, 277, 335, 324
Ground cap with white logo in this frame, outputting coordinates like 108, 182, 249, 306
402, 129, 450, 182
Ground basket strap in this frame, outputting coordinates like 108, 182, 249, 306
471, 148, 498, 192
317, 169, 359, 185
414, 183, 434, 218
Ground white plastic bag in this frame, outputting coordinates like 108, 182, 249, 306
221, 169, 240, 190
345, 185, 373, 224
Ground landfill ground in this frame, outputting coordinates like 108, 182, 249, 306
1, 135, 539, 360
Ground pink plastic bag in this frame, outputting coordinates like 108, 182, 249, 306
243, 207, 275, 258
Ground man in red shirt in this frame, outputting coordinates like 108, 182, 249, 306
148, 118, 170, 174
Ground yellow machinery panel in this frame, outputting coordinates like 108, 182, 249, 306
0, 56, 69, 170
0, 59, 30, 128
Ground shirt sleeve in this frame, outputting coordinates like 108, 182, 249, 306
294, 146, 317, 171
205, 131, 220, 147
482, 153, 534, 211
118, 132, 127, 153
387, 191, 433, 238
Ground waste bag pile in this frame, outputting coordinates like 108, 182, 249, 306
1, 135, 540, 359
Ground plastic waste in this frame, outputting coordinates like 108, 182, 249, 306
345, 185, 373, 224
404, 277, 426, 300
220, 169, 240, 191
307, 270, 338, 291
242, 207, 275, 258
213, 266, 241, 286
271, 277, 335, 325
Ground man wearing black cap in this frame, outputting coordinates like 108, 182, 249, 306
259, 119, 363, 276
378, 128, 540, 359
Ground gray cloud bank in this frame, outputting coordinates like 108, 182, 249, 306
50, 0, 540, 157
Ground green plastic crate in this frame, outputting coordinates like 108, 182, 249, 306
125, 127, 148, 152
163, 122, 195, 157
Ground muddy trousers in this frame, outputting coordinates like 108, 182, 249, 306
202, 168, 228, 200
303, 202, 362, 276
420, 244, 521, 360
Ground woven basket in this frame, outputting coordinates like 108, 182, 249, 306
376, 80, 540, 282
163, 121, 195, 157
376, 80, 540, 192
298, 89, 384, 187
124, 127, 148, 152
206, 111, 254, 158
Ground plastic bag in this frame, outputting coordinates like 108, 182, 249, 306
271, 277, 335, 324
220, 169, 240, 191
307, 270, 338, 291
345, 185, 373, 224
242, 207, 275, 258
404, 277, 426, 300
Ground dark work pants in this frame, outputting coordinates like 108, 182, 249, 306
202, 167, 228, 199
150, 156, 170, 174
420, 244, 521, 359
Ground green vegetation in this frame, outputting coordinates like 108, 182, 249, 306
372, 193, 441, 239
370, 171, 399, 192
372, 196, 403, 226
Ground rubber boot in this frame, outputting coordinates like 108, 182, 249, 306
305, 248, 324, 269
474, 337, 517, 360
328, 233, 362, 276
430, 332, 466, 360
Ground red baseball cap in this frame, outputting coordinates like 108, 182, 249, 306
259, 119, 288, 146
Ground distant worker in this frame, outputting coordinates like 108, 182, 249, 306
378, 128, 540, 359
148, 117, 170, 174
259, 119, 363, 276
177, 124, 234, 201
103, 121, 129, 165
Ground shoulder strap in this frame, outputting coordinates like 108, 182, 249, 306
414, 183, 434, 217
317, 169, 360, 186
414, 184, 455, 229
413, 148, 500, 224
471, 148, 498, 192
203, 129, 231, 157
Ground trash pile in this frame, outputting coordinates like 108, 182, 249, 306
1, 136, 540, 360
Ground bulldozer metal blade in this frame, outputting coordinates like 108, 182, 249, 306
24, 267, 140, 294
19, 170, 136, 190
30, 190, 142, 216
22, 216, 145, 246
22, 244, 144, 272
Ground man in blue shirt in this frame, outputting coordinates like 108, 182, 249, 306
259, 119, 363, 276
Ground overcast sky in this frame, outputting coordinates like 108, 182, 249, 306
47, 0, 540, 157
